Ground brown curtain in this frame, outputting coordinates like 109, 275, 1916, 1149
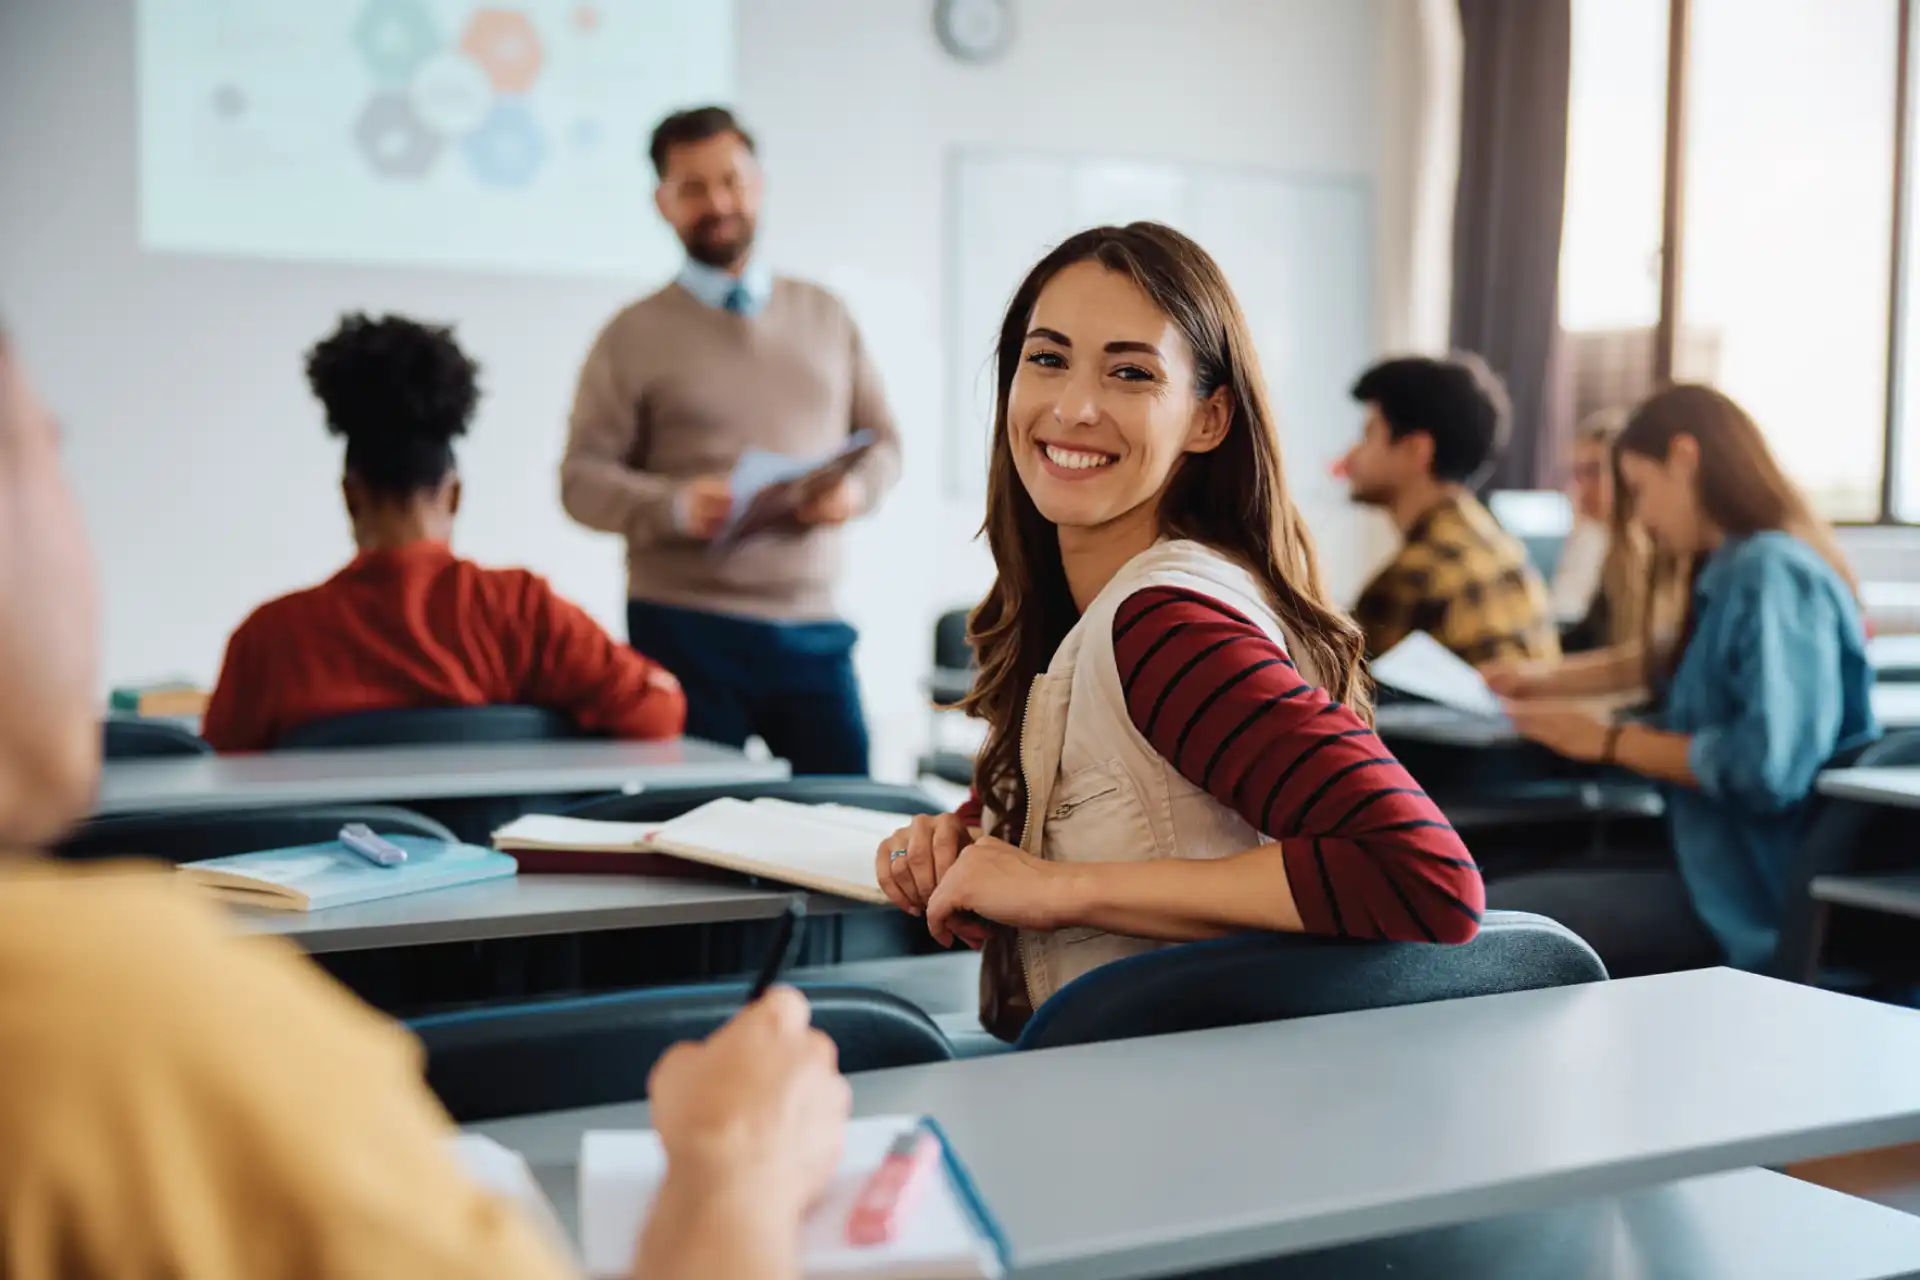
1450, 0, 1574, 491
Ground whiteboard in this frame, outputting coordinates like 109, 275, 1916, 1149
944, 149, 1373, 531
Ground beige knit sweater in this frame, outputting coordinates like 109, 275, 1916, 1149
561, 277, 901, 621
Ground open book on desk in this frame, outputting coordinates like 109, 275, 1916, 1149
493, 798, 904, 904
581, 1115, 1008, 1278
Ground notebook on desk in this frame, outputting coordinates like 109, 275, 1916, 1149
179, 837, 517, 911
493, 798, 903, 904
580, 1115, 1008, 1279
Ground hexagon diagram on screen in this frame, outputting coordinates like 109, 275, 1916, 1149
464, 99, 545, 187
355, 93, 442, 179
461, 9, 545, 93
353, 0, 440, 89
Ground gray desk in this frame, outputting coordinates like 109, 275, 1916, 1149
92, 738, 787, 818
473, 969, 1920, 1279
1818, 766, 1920, 810
234, 873, 854, 954
1876, 684, 1920, 730
1872, 633, 1920, 683
1811, 872, 1920, 921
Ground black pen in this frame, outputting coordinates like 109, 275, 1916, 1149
747, 898, 808, 1003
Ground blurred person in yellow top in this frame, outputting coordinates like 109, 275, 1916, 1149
0, 327, 848, 1279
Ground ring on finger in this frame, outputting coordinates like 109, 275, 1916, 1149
889, 848, 909, 862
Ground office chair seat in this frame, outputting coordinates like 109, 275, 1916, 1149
1016, 910, 1606, 1051
412, 982, 955, 1122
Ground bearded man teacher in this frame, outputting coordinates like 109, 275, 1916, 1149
561, 106, 900, 774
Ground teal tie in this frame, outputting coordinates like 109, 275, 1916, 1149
723, 283, 753, 315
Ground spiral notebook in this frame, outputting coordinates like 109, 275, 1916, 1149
580, 1115, 1008, 1278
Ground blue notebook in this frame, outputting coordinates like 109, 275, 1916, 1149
179, 837, 517, 912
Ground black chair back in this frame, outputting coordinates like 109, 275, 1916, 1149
1771, 728, 1920, 981
276, 706, 589, 843
566, 776, 945, 824
932, 608, 972, 672
412, 982, 954, 1122
277, 705, 582, 749
56, 804, 456, 863
102, 718, 211, 759
1015, 910, 1605, 1051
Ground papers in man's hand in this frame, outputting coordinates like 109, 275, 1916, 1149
1370, 632, 1506, 719
581, 1116, 1005, 1278
716, 430, 878, 549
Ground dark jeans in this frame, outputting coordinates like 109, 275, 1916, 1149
1486, 866, 1724, 979
627, 600, 869, 776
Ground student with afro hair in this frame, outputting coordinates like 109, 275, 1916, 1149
203, 314, 685, 752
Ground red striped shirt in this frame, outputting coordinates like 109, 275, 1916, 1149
959, 586, 1483, 944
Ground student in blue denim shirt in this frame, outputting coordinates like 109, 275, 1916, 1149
1483, 386, 1877, 977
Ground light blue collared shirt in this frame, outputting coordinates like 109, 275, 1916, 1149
676, 257, 775, 317
1659, 531, 1879, 971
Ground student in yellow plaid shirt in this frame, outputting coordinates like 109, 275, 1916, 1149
1341, 355, 1560, 667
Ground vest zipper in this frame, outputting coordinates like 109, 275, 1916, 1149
1014, 677, 1043, 1013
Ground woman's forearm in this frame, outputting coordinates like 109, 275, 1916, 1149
1612, 722, 1698, 787
1060, 848, 1308, 940
1534, 645, 1645, 698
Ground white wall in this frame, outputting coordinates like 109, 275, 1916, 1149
0, 0, 1439, 777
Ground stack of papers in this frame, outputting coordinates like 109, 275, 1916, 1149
1369, 632, 1507, 719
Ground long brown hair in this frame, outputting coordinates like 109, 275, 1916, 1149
1614, 384, 1857, 678
1575, 409, 1684, 651
961, 223, 1368, 829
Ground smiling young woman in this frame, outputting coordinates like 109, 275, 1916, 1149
874, 223, 1486, 1041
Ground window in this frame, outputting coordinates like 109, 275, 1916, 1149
1561, 0, 1913, 523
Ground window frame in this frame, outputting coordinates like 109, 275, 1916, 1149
1641, 0, 1915, 524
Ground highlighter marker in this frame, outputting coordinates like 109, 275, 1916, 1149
846, 1126, 942, 1247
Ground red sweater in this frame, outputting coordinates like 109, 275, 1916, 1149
202, 542, 685, 753
960, 586, 1483, 944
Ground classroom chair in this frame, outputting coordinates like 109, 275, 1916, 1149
277, 705, 587, 843
1772, 728, 1920, 985
564, 775, 945, 823
1013, 909, 1606, 1051
55, 803, 455, 863
916, 608, 977, 788
102, 717, 211, 759
410, 982, 954, 1122
276, 705, 584, 749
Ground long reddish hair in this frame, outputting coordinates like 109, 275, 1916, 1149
962, 223, 1367, 829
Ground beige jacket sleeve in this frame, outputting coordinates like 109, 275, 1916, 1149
844, 317, 902, 516
560, 316, 681, 546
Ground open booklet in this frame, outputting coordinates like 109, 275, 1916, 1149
1369, 631, 1508, 718
493, 798, 904, 904
580, 1115, 1008, 1279
715, 430, 879, 551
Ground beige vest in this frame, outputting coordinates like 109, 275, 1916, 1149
979, 541, 1321, 1038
